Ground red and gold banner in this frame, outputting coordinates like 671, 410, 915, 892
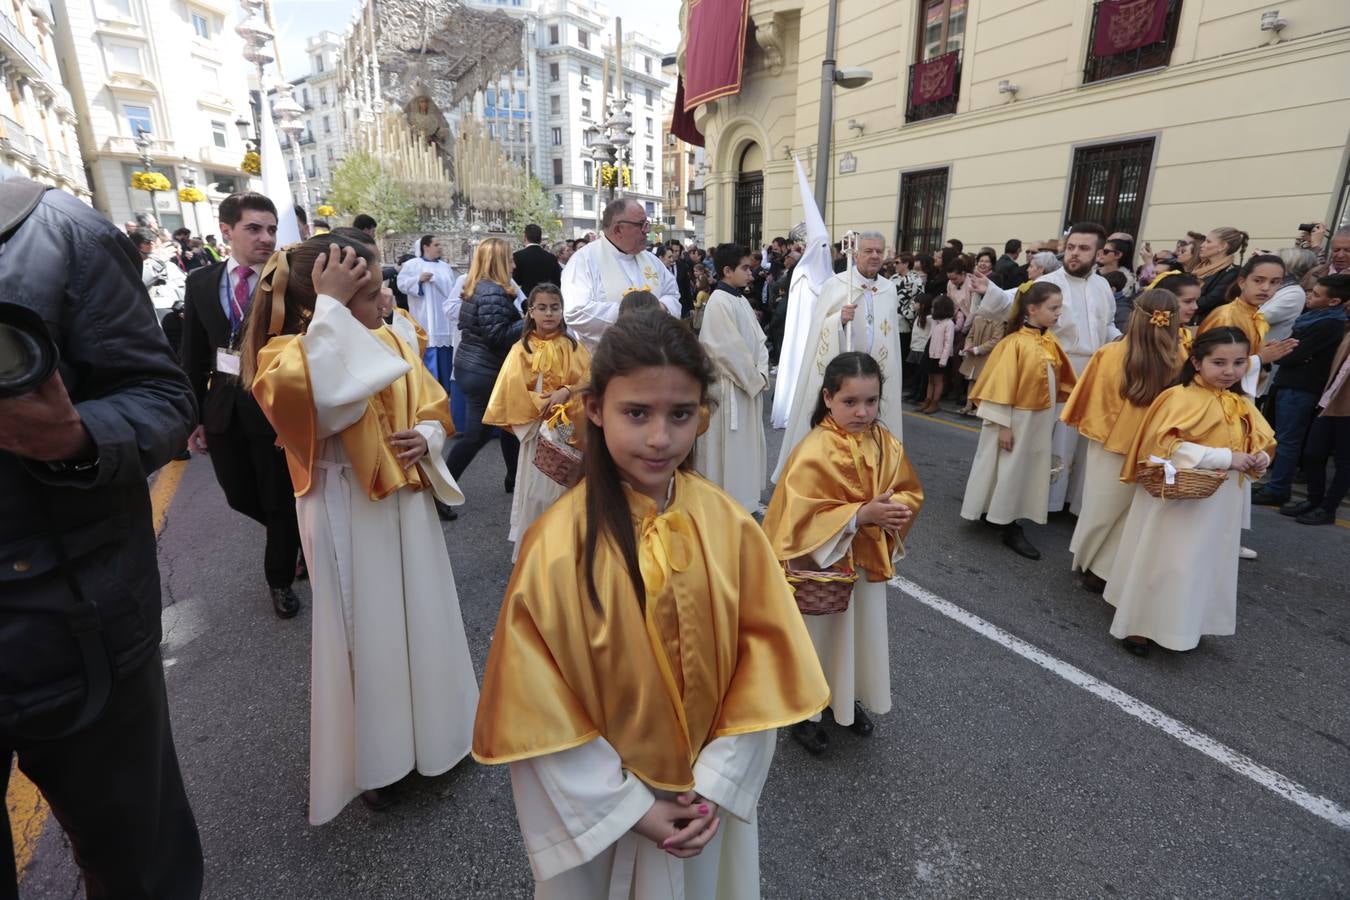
1093, 0, 1169, 57
671, 76, 705, 147
910, 50, 958, 107
682, 0, 751, 111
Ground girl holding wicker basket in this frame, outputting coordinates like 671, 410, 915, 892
483, 283, 590, 561
1105, 326, 1275, 657
473, 310, 828, 899
762, 352, 924, 756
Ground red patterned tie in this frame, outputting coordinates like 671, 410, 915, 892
231, 266, 254, 331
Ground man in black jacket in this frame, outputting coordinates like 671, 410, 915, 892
993, 238, 1023, 289
0, 170, 202, 898
179, 192, 302, 619
512, 222, 562, 296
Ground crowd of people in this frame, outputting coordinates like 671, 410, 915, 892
4, 159, 1346, 898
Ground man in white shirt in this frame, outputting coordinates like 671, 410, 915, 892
397, 234, 458, 411
971, 221, 1121, 513
561, 198, 680, 349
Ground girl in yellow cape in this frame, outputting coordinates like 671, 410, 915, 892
1106, 326, 1275, 656
1199, 254, 1299, 396
1060, 288, 1181, 592
472, 310, 828, 900
762, 351, 924, 755
482, 283, 591, 561
1147, 269, 1202, 358
959, 282, 1076, 560
239, 229, 479, 825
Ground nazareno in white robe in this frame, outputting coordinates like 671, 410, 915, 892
1069, 440, 1135, 580
960, 362, 1059, 526
694, 288, 770, 511
1105, 443, 1260, 650
296, 295, 479, 825
509, 730, 776, 900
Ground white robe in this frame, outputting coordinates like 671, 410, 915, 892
397, 257, 457, 348
1068, 441, 1134, 580
1106, 444, 1259, 650
508, 415, 568, 562
774, 269, 904, 482
959, 363, 1058, 526
694, 289, 770, 511
297, 296, 479, 825
979, 268, 1120, 512
561, 235, 681, 350
509, 730, 776, 900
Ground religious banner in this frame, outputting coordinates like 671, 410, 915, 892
671, 76, 705, 147
682, 0, 751, 110
910, 50, 958, 107
1093, 0, 1169, 57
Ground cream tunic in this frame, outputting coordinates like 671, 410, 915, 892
960, 363, 1059, 525
1068, 441, 1135, 580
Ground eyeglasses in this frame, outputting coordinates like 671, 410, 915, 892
617, 219, 650, 230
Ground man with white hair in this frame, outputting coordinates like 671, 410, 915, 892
561, 198, 680, 348
775, 231, 903, 481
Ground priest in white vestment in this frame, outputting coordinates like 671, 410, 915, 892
561, 198, 681, 349
774, 232, 903, 482
970, 224, 1120, 511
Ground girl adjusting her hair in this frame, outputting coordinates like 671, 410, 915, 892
763, 352, 924, 755
1060, 289, 1181, 593
482, 283, 591, 561
960, 282, 1077, 561
244, 230, 479, 824
1105, 327, 1274, 656
471, 311, 828, 898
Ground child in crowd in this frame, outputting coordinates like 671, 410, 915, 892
1106, 327, 1274, 656
1148, 270, 1202, 356
960, 282, 1076, 560
242, 231, 479, 824
1199, 254, 1296, 395
620, 288, 665, 319
957, 289, 1009, 416
694, 243, 771, 511
764, 352, 923, 754
919, 296, 956, 414
483, 283, 591, 560
1061, 289, 1181, 592
1285, 275, 1350, 525
1103, 269, 1131, 335
905, 293, 937, 402
473, 311, 828, 899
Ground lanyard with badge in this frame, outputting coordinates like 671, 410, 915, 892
216, 268, 248, 378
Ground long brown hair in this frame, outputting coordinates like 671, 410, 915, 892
239, 227, 379, 384
460, 236, 516, 300
1007, 281, 1061, 326
581, 311, 714, 613
1121, 289, 1181, 406
521, 282, 577, 353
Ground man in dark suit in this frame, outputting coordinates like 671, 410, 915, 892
512, 222, 562, 297
179, 192, 302, 619
993, 238, 1024, 289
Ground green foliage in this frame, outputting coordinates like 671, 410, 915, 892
508, 176, 564, 242
328, 151, 418, 234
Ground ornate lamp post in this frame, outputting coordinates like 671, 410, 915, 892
133, 126, 159, 216
272, 83, 310, 217
178, 164, 203, 236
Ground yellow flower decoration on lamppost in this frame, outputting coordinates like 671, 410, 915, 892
241, 151, 261, 176
177, 186, 206, 204
316, 204, 336, 217
130, 172, 172, 192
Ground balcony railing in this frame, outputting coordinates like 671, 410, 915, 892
906, 50, 960, 123
104, 135, 176, 156
0, 114, 32, 157
1083, 0, 1182, 84
0, 11, 56, 85
28, 136, 47, 169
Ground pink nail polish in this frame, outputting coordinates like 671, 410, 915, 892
698, 804, 709, 815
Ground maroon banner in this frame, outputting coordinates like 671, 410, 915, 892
910, 51, 958, 107
671, 76, 705, 148
682, 0, 750, 110
1093, 0, 1169, 56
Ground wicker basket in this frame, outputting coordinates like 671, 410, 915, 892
1136, 463, 1226, 500
785, 562, 858, 616
533, 435, 582, 487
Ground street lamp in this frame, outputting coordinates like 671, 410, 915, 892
235, 115, 257, 152
133, 126, 159, 217
272, 83, 311, 218
814, 0, 873, 214
178, 164, 202, 236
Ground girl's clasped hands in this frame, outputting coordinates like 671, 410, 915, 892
633, 792, 722, 859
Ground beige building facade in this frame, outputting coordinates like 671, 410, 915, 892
686, 0, 1350, 256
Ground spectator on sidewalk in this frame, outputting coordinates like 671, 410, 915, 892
993, 239, 1023, 289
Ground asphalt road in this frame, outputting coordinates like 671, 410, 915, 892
17, 397, 1350, 899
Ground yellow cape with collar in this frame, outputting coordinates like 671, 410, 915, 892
472, 470, 828, 791
482, 332, 590, 428
969, 326, 1077, 411
1061, 340, 1180, 456
1120, 378, 1275, 481
1198, 300, 1268, 354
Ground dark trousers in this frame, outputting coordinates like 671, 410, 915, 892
1, 652, 202, 900
446, 366, 520, 483
205, 426, 301, 589
1265, 387, 1320, 496
1303, 414, 1350, 513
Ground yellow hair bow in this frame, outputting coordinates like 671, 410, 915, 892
1146, 269, 1179, 290
257, 247, 293, 337
1148, 309, 1172, 328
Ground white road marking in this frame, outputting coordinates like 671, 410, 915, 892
888, 574, 1350, 832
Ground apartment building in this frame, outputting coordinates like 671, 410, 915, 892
273, 30, 342, 206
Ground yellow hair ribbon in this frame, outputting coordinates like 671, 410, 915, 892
1147, 309, 1172, 328
256, 247, 294, 336
1146, 269, 1178, 290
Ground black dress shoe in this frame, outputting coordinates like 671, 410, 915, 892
435, 500, 459, 521
1121, 636, 1151, 657
1080, 571, 1107, 593
504, 475, 515, 493
1296, 507, 1335, 526
847, 702, 875, 737
1279, 499, 1316, 517
789, 721, 829, 756
270, 586, 300, 619
1250, 487, 1289, 507
1001, 522, 1041, 560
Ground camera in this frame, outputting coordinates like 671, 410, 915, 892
1298, 223, 1317, 233
0, 302, 59, 398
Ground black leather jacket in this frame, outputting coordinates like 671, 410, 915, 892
455, 280, 522, 380
0, 170, 195, 735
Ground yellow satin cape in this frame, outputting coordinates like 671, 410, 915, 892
1120, 378, 1275, 481
969, 326, 1077, 411
1061, 340, 1179, 456
762, 417, 924, 582
482, 332, 591, 428
252, 326, 454, 501
1179, 325, 1195, 360
1199, 300, 1267, 354
472, 470, 829, 790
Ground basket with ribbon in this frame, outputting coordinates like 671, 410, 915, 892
533, 403, 583, 487
1136, 456, 1226, 500
784, 555, 858, 616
